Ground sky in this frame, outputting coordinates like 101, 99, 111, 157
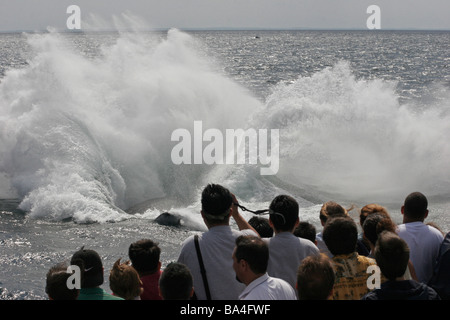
0, 0, 449, 32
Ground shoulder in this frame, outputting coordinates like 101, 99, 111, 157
178, 234, 198, 258
180, 234, 197, 248
427, 225, 445, 239
268, 276, 297, 298
297, 236, 320, 254
396, 224, 407, 233
358, 254, 377, 265
238, 228, 258, 237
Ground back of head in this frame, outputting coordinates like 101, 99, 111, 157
109, 259, 142, 300
319, 201, 347, 224
201, 184, 233, 223
403, 192, 428, 221
269, 195, 299, 232
248, 216, 273, 237
45, 263, 79, 300
374, 231, 410, 281
294, 221, 317, 243
159, 262, 193, 300
235, 235, 269, 274
70, 246, 104, 288
362, 212, 397, 247
128, 239, 161, 275
323, 216, 358, 256
359, 203, 390, 226
297, 255, 335, 300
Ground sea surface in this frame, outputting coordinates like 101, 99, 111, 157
0, 29, 449, 299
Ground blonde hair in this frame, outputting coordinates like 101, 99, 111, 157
359, 203, 391, 226
319, 201, 348, 224
109, 259, 142, 300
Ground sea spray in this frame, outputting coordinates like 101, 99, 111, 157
0, 29, 262, 222
252, 61, 450, 202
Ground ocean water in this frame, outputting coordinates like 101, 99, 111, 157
0, 29, 449, 299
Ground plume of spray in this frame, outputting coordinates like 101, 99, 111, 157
0, 14, 262, 222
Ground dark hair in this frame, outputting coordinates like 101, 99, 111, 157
297, 255, 335, 300
45, 263, 79, 300
201, 184, 233, 221
323, 216, 358, 255
362, 212, 397, 246
294, 221, 316, 243
248, 216, 273, 237
403, 192, 428, 220
374, 231, 410, 281
269, 195, 299, 232
70, 247, 103, 288
234, 236, 269, 274
128, 239, 161, 274
159, 262, 193, 300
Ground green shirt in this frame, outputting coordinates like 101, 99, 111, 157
77, 287, 124, 300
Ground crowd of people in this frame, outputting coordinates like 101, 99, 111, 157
45, 184, 449, 300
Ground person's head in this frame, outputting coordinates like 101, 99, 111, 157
232, 236, 269, 285
319, 201, 348, 226
323, 216, 358, 256
401, 192, 429, 222
296, 254, 335, 300
128, 239, 161, 276
109, 259, 143, 300
45, 263, 79, 300
158, 262, 194, 300
70, 247, 104, 288
359, 203, 391, 227
248, 216, 273, 237
201, 184, 233, 226
294, 221, 317, 244
362, 212, 397, 248
269, 195, 299, 232
374, 231, 410, 281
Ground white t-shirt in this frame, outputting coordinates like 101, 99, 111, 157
177, 225, 257, 300
397, 222, 444, 283
264, 232, 320, 288
239, 273, 297, 300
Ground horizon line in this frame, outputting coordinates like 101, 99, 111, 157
1, 27, 449, 34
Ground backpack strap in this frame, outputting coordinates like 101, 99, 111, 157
194, 234, 211, 300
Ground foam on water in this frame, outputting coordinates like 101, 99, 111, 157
252, 61, 450, 202
0, 29, 262, 222
0, 27, 449, 223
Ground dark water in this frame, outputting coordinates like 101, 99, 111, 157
0, 30, 449, 299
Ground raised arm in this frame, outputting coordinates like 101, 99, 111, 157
230, 193, 259, 236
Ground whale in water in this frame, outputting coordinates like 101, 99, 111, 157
154, 212, 182, 227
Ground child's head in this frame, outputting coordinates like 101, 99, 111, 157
109, 259, 142, 300
374, 231, 410, 281
128, 239, 161, 275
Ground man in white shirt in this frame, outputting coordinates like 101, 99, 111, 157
232, 235, 297, 300
263, 195, 319, 288
177, 184, 258, 300
397, 192, 444, 283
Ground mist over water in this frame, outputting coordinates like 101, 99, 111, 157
255, 61, 450, 202
0, 28, 449, 224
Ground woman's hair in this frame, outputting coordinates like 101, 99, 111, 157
109, 259, 142, 300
